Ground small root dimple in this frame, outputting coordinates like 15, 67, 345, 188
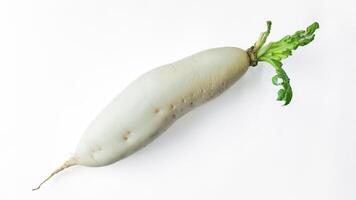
221, 82, 227, 89
123, 131, 131, 141
90, 153, 98, 163
172, 114, 176, 119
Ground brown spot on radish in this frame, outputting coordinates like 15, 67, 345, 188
172, 114, 176, 119
154, 108, 160, 113
170, 104, 175, 109
123, 131, 131, 141
190, 102, 193, 106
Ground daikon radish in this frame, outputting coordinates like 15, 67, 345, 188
33, 21, 319, 190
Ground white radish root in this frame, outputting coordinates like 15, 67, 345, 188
33, 21, 319, 190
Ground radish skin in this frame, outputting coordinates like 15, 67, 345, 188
76, 47, 249, 167
33, 21, 319, 190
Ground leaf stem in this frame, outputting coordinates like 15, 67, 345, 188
254, 21, 272, 52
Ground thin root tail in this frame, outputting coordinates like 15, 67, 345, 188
32, 157, 77, 191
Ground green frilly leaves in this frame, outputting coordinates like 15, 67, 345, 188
253, 21, 319, 105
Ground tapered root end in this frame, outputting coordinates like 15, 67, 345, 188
32, 157, 77, 191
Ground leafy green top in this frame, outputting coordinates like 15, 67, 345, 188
250, 21, 319, 105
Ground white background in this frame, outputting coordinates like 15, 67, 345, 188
2, 0, 356, 199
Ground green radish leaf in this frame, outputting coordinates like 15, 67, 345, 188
254, 21, 319, 105
262, 57, 293, 105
